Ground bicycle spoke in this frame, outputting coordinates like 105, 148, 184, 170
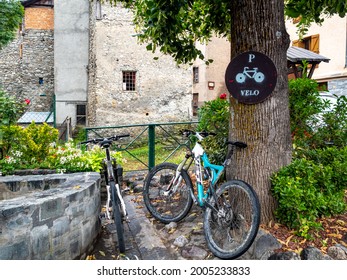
143, 163, 193, 223
204, 180, 260, 259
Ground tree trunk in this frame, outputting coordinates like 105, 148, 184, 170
227, 0, 292, 223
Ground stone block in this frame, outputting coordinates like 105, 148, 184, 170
52, 216, 70, 238
40, 198, 64, 221
31, 225, 50, 259
11, 240, 30, 260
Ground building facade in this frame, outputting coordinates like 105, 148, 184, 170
0, 0, 54, 113
286, 15, 347, 97
192, 36, 230, 113
192, 16, 347, 106
88, 3, 192, 126
0, 0, 193, 130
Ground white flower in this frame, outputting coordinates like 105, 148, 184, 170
49, 142, 56, 148
5, 156, 16, 164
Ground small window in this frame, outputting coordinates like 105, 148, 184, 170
76, 104, 86, 126
192, 93, 199, 116
317, 82, 328, 92
122, 71, 136, 91
193, 67, 199, 83
292, 34, 319, 54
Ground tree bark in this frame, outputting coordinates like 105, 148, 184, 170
227, 0, 292, 223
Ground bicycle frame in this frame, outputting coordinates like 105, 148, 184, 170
92, 138, 128, 220
192, 142, 224, 207
165, 131, 241, 209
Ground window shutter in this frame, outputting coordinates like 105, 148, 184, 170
310, 34, 320, 53
292, 39, 305, 48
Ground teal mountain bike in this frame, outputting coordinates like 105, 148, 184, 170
143, 130, 260, 259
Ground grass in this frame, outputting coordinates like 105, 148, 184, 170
120, 143, 189, 172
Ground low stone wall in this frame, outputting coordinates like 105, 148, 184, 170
0, 172, 101, 260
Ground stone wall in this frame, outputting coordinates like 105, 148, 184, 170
0, 29, 54, 112
1, 1, 194, 128
87, 1, 98, 125
88, 3, 193, 127
328, 78, 347, 97
0, 172, 101, 260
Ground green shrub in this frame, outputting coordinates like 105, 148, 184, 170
312, 95, 347, 148
289, 78, 347, 150
19, 122, 59, 163
46, 140, 124, 173
271, 146, 347, 238
288, 78, 328, 146
197, 96, 229, 164
0, 122, 59, 173
0, 88, 28, 159
1, 140, 124, 175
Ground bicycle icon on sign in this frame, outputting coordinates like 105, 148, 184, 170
236, 67, 265, 84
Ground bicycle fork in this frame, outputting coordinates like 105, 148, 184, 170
105, 183, 128, 222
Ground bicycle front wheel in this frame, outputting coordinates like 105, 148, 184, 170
110, 181, 126, 253
143, 162, 194, 224
204, 180, 260, 259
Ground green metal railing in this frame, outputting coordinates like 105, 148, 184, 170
84, 121, 198, 171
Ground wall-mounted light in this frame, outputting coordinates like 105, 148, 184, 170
208, 81, 215, 90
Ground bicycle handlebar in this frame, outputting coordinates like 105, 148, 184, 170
80, 134, 130, 145
182, 129, 247, 148
181, 129, 216, 138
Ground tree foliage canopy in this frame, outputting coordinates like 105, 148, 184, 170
285, 0, 347, 34
0, 0, 24, 50
106, 0, 347, 64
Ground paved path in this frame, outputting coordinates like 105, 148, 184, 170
89, 192, 209, 260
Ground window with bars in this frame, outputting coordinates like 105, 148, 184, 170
193, 67, 199, 83
122, 71, 136, 91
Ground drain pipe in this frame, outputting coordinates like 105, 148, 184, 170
346, 17, 347, 68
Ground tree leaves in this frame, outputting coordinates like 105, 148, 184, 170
107, 0, 346, 64
285, 0, 347, 36
0, 0, 24, 50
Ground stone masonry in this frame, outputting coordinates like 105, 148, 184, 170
328, 78, 347, 97
0, 172, 101, 260
87, 3, 193, 127
0, 30, 54, 112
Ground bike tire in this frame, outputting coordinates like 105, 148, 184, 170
204, 180, 260, 259
143, 162, 194, 224
110, 181, 126, 253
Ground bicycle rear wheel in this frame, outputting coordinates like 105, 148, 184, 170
143, 162, 194, 224
110, 181, 126, 253
204, 180, 260, 259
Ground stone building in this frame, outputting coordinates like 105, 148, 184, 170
0, 0, 193, 130
88, 3, 192, 126
0, 0, 54, 114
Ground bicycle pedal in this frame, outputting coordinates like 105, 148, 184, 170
99, 213, 106, 219
122, 188, 130, 195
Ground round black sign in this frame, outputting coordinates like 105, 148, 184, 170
225, 51, 277, 104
